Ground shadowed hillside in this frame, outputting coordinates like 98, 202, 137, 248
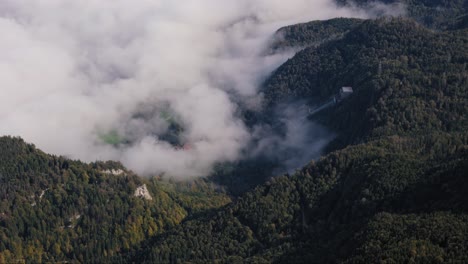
121, 17, 468, 264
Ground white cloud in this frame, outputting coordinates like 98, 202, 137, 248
0, 0, 396, 178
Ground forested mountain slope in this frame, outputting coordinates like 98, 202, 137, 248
123, 17, 468, 263
0, 137, 230, 263
270, 18, 364, 51
264, 18, 467, 149
129, 135, 467, 263
1, 3, 467, 264
337, 0, 468, 29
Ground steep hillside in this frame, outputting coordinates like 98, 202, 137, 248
126, 134, 468, 263
0, 137, 230, 263
124, 18, 468, 263
264, 18, 467, 148
337, 0, 468, 29
211, 15, 467, 196
1, 3, 467, 264
270, 18, 364, 51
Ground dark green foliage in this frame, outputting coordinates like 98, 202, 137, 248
337, 0, 468, 29
0, 137, 230, 263
125, 17, 468, 263
346, 212, 468, 263
132, 134, 468, 263
209, 159, 278, 197
270, 18, 364, 51
263, 18, 467, 149
1, 3, 468, 263
449, 14, 468, 30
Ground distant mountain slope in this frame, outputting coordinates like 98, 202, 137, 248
215, 15, 467, 197
126, 17, 468, 263
2, 6, 468, 264
270, 18, 364, 51
0, 137, 230, 263
263, 18, 467, 148
337, 0, 468, 29
130, 134, 468, 263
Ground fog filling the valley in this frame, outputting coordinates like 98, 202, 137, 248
0, 0, 404, 178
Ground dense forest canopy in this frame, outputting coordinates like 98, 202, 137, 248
337, 0, 468, 29
0, 0, 467, 263
121, 17, 468, 263
0, 137, 230, 263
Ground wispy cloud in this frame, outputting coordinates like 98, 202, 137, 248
0, 0, 399, 178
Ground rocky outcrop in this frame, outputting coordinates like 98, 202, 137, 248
134, 184, 153, 200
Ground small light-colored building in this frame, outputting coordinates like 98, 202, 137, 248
340, 87, 353, 98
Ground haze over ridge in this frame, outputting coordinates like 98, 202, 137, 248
0, 0, 404, 178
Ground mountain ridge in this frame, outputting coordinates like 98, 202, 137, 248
122, 16, 468, 263
1, 3, 467, 263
